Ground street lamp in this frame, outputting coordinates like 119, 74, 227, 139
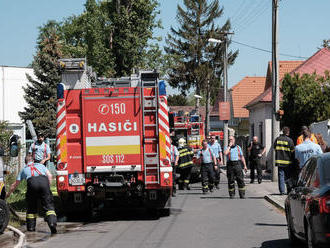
209, 36, 229, 163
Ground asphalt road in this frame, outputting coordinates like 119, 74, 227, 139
26, 179, 292, 248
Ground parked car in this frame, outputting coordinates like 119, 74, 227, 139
285, 152, 330, 248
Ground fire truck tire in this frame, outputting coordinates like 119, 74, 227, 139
0, 199, 10, 234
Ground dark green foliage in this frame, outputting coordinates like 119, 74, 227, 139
168, 94, 189, 106
61, 0, 161, 77
19, 21, 62, 138
0, 121, 13, 164
165, 0, 238, 99
281, 73, 330, 139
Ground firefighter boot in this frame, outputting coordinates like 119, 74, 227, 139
184, 180, 190, 190
239, 189, 246, 199
46, 212, 57, 234
26, 215, 36, 232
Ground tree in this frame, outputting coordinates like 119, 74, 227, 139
19, 21, 62, 138
281, 73, 330, 139
60, 0, 161, 77
167, 94, 189, 106
164, 0, 238, 133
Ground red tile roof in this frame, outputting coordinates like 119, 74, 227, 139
246, 60, 304, 108
230, 77, 266, 118
291, 48, 330, 76
211, 77, 266, 118
264, 60, 304, 89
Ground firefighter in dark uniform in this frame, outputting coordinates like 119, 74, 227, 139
248, 136, 266, 184
177, 138, 194, 190
197, 140, 217, 194
224, 136, 248, 199
274, 126, 295, 195
28, 133, 51, 165
7, 154, 57, 233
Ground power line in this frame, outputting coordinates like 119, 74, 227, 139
232, 40, 308, 59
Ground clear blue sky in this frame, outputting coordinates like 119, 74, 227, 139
0, 0, 329, 88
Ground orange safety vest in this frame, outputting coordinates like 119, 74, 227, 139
296, 134, 318, 145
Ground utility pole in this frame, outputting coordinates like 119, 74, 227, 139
272, 0, 280, 182
223, 36, 229, 164
208, 32, 233, 164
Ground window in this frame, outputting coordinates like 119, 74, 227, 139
250, 123, 254, 137
298, 158, 317, 187
259, 122, 263, 145
318, 155, 330, 185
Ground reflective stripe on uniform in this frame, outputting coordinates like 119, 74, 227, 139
46, 210, 56, 216
275, 160, 292, 165
178, 161, 193, 168
184, 180, 190, 183
275, 146, 291, 152
238, 187, 246, 191
26, 213, 37, 219
276, 140, 288, 145
179, 151, 192, 157
228, 188, 235, 191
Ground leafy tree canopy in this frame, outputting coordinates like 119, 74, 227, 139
19, 21, 62, 138
165, 0, 238, 98
60, 0, 163, 77
281, 72, 330, 139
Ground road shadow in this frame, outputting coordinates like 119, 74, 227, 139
200, 196, 265, 200
58, 206, 179, 224
255, 222, 287, 227
253, 238, 296, 248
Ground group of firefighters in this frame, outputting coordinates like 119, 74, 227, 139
170, 134, 248, 199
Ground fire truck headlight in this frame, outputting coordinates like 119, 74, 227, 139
164, 173, 170, 179
58, 176, 65, 182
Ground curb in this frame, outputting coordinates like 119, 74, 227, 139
264, 195, 285, 212
7, 225, 25, 248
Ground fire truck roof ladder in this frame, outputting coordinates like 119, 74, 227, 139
141, 72, 160, 185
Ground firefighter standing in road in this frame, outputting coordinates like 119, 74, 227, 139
197, 140, 217, 194
177, 138, 194, 190
208, 135, 223, 189
28, 133, 51, 165
274, 127, 295, 195
248, 136, 266, 184
224, 136, 248, 199
7, 154, 57, 233
170, 138, 179, 197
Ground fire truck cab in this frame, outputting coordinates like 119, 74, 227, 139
56, 59, 172, 215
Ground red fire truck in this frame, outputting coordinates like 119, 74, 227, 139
169, 112, 205, 150
55, 59, 172, 214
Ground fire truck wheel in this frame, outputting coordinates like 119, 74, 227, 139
0, 199, 10, 234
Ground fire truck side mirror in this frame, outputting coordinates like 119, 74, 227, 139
9, 135, 19, 157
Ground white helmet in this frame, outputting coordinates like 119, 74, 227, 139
178, 137, 186, 147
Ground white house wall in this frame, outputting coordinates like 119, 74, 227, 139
0, 66, 36, 123
248, 103, 273, 170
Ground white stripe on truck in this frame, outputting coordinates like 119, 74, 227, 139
86, 135, 140, 146
87, 165, 142, 172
